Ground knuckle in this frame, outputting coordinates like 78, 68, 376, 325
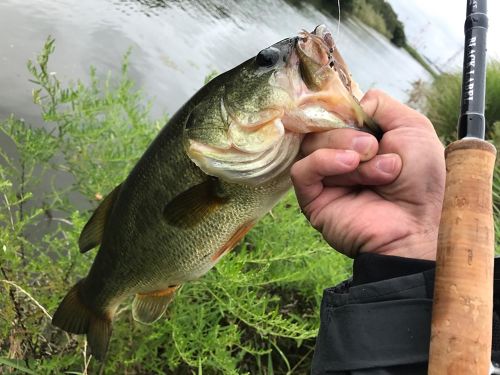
411, 112, 434, 130
363, 88, 383, 99
310, 149, 330, 166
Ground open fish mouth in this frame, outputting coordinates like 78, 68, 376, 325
185, 25, 381, 186
282, 25, 379, 134
300, 25, 355, 95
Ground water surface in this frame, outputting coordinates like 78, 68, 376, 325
0, 0, 431, 124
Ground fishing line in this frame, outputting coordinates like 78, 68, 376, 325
337, 0, 341, 41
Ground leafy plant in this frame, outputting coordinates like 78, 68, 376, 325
0, 37, 350, 374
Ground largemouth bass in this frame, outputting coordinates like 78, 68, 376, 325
52, 25, 381, 360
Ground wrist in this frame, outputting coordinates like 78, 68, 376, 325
368, 231, 438, 261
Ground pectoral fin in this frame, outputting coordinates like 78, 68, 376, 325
132, 285, 180, 324
79, 184, 122, 253
163, 177, 228, 228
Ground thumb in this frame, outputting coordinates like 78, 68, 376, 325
361, 89, 435, 133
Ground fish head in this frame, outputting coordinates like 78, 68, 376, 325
185, 25, 380, 185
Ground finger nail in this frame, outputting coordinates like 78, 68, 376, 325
336, 150, 358, 166
352, 136, 373, 155
376, 155, 397, 173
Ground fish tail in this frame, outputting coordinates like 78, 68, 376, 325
52, 279, 112, 361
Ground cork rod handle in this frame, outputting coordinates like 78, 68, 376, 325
428, 138, 496, 374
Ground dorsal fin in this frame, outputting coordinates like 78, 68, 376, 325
163, 177, 229, 228
79, 184, 122, 253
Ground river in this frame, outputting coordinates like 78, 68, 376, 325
0, 0, 430, 125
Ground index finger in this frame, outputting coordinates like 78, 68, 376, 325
361, 89, 434, 132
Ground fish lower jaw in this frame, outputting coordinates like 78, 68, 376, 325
186, 132, 302, 186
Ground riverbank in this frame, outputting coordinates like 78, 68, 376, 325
299, 0, 439, 78
403, 44, 439, 78
341, 0, 439, 77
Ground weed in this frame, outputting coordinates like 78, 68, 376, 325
0, 37, 350, 374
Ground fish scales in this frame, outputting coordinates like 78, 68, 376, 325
52, 25, 382, 360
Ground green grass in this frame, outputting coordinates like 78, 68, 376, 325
0, 38, 351, 374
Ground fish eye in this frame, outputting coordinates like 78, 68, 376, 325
255, 47, 280, 67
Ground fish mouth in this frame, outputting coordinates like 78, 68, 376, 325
280, 25, 380, 136
297, 25, 340, 91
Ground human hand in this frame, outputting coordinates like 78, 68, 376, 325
290, 90, 445, 260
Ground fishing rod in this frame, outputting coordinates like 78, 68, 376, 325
428, 0, 496, 374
